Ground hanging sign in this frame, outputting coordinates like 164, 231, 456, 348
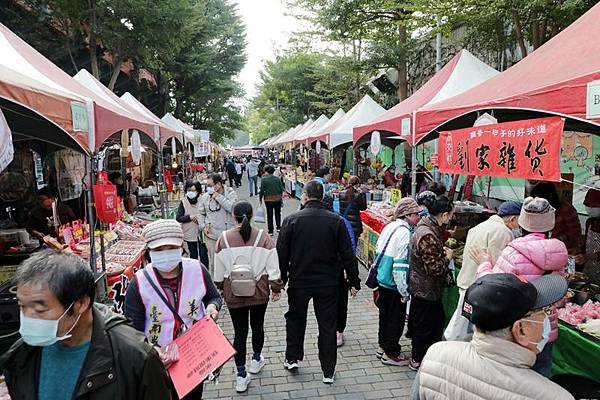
0, 110, 14, 173
401, 117, 411, 137
587, 80, 600, 119
193, 130, 210, 157
120, 129, 129, 158
171, 137, 177, 155
438, 117, 564, 182
131, 130, 141, 165
316, 140, 321, 154
70, 102, 88, 132
370, 131, 381, 155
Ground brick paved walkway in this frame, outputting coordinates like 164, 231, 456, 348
202, 178, 416, 399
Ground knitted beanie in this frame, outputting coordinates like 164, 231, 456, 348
518, 197, 555, 233
142, 219, 184, 249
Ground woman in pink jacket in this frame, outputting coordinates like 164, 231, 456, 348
476, 197, 568, 377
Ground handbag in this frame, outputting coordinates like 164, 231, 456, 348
365, 225, 407, 289
255, 205, 266, 223
445, 259, 457, 287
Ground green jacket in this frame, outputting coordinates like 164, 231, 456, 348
260, 174, 284, 202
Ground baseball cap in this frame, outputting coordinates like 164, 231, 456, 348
497, 201, 522, 217
462, 273, 568, 331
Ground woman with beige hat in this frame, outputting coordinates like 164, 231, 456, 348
124, 219, 222, 399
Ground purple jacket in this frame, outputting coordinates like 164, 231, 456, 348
478, 233, 568, 342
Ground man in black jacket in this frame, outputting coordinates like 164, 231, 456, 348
1, 251, 173, 400
276, 180, 361, 384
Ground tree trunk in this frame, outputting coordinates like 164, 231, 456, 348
511, 9, 528, 58
539, 18, 548, 46
532, 21, 540, 49
65, 38, 78, 74
108, 59, 123, 91
88, 0, 100, 79
397, 24, 408, 101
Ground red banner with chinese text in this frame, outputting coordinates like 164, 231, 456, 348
438, 117, 564, 182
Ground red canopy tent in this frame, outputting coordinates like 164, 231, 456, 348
0, 23, 93, 153
0, 24, 160, 153
416, 2, 600, 145
73, 69, 160, 149
353, 49, 498, 147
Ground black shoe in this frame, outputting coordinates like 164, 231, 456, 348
284, 360, 299, 371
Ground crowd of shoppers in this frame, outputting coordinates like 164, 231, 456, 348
1, 156, 583, 399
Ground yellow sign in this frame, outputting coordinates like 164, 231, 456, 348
0, 265, 17, 286
390, 188, 402, 205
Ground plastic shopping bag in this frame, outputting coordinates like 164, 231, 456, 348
255, 205, 266, 223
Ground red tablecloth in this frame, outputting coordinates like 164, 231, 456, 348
360, 210, 391, 234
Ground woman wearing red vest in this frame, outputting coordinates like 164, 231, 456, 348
124, 219, 222, 399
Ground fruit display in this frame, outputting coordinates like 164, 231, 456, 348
558, 301, 600, 325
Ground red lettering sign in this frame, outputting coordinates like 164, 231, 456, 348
438, 117, 563, 182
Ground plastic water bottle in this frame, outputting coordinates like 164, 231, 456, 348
566, 256, 576, 274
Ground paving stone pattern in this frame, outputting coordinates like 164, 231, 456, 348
202, 178, 416, 399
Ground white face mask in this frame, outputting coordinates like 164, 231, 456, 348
586, 206, 600, 218
524, 315, 551, 353
19, 303, 81, 347
186, 191, 197, 200
206, 186, 215, 195
150, 249, 182, 272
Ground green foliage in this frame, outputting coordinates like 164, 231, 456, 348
0, 0, 245, 144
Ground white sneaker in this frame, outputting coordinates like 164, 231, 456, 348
249, 356, 266, 374
235, 375, 251, 393
322, 374, 335, 384
284, 359, 299, 370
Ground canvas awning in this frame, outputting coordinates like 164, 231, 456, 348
0, 23, 95, 153
293, 114, 329, 146
306, 108, 345, 146
314, 95, 385, 149
353, 49, 498, 147
120, 93, 179, 145
416, 3, 600, 144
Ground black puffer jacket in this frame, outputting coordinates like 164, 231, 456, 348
1, 304, 173, 400
338, 190, 368, 239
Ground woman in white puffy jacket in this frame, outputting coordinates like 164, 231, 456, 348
214, 201, 283, 394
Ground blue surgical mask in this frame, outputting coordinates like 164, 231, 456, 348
186, 191, 197, 200
150, 249, 182, 272
525, 315, 551, 353
19, 303, 80, 347
206, 186, 215, 195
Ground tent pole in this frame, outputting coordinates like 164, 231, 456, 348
86, 153, 96, 270
411, 111, 418, 197
157, 141, 167, 219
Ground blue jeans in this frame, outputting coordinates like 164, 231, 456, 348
248, 175, 258, 195
532, 342, 554, 377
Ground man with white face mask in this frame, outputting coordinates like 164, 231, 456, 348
1, 251, 172, 399
124, 219, 222, 399
410, 273, 574, 400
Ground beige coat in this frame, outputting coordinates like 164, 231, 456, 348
457, 214, 514, 290
197, 186, 237, 240
416, 331, 574, 400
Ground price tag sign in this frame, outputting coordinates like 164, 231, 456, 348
390, 188, 402, 205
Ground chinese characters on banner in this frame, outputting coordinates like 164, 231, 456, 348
168, 318, 236, 398
438, 117, 564, 182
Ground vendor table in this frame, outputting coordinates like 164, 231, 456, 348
552, 322, 600, 381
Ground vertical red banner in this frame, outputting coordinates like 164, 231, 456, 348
438, 117, 564, 182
